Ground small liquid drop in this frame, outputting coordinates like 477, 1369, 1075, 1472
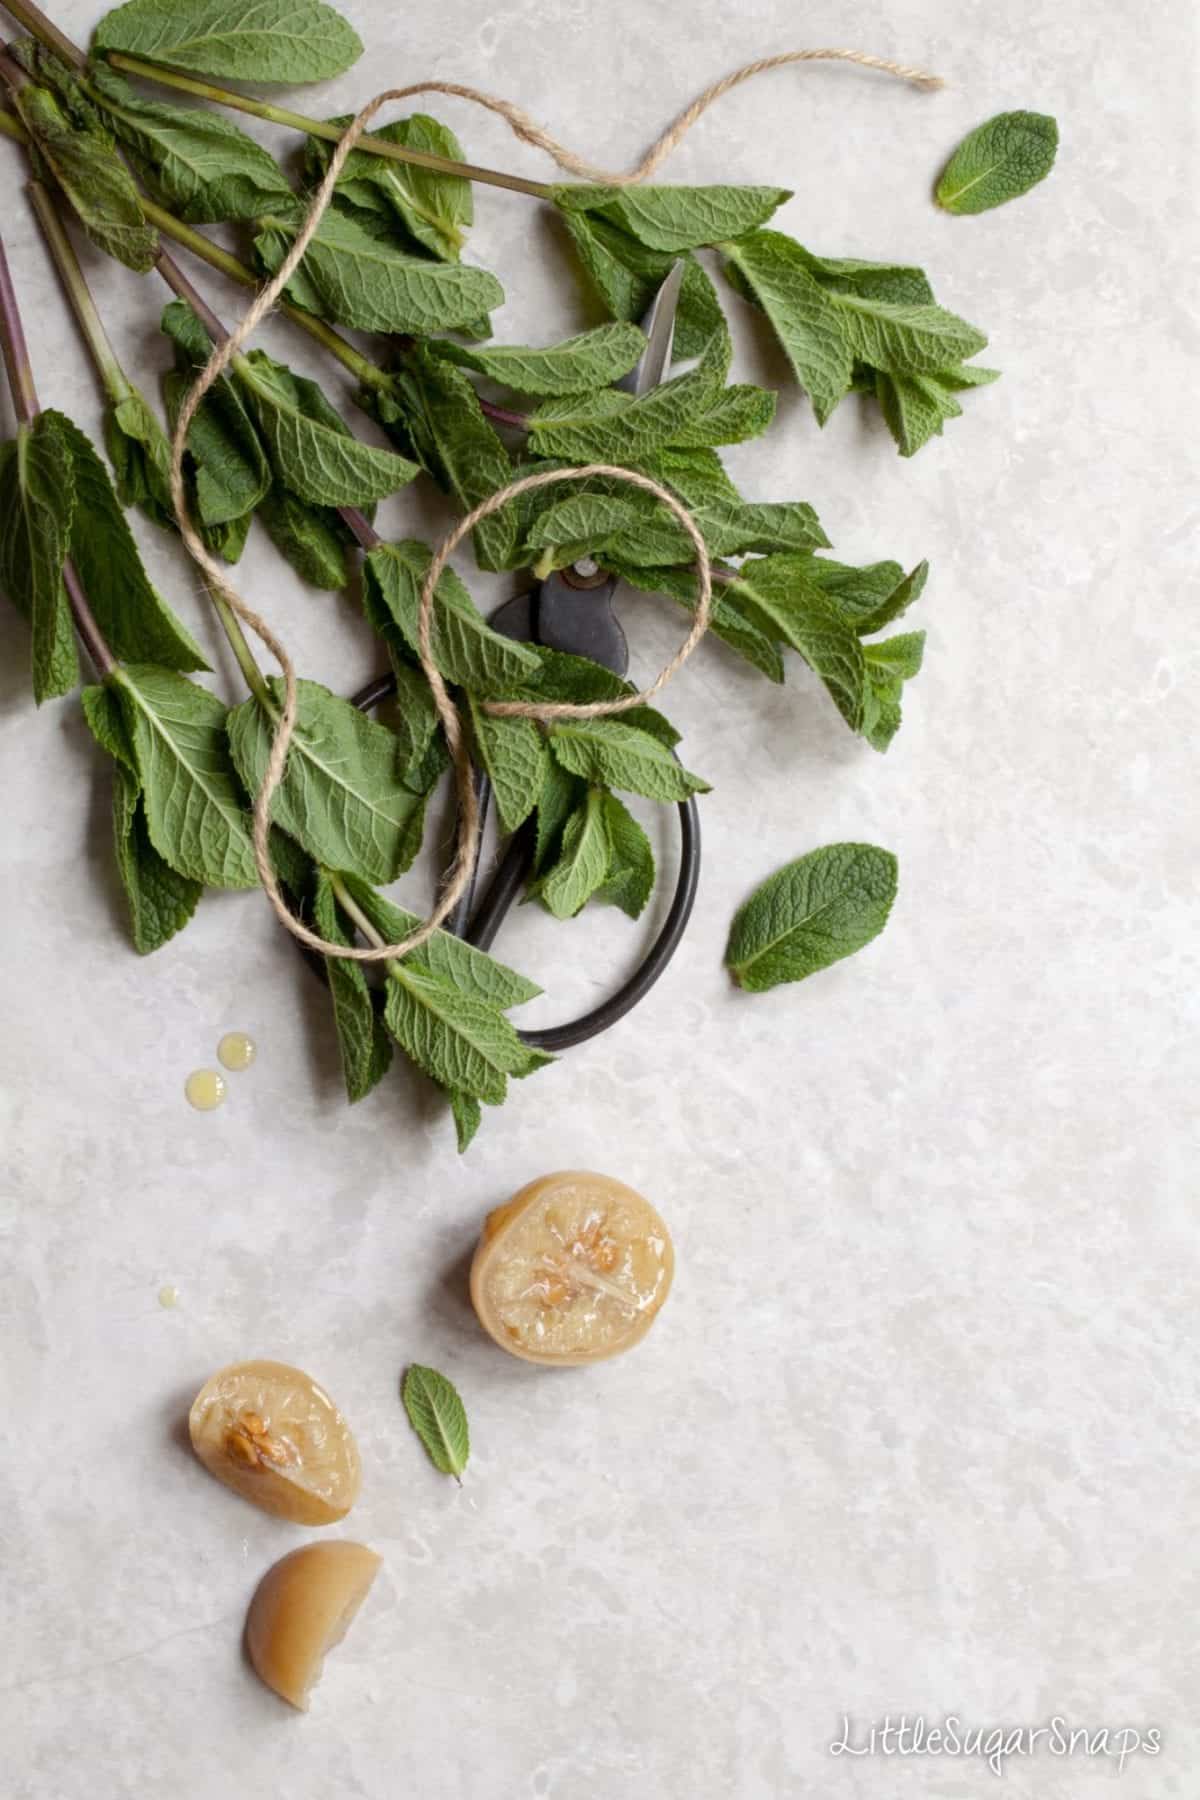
158, 1284, 180, 1309
185, 1069, 227, 1111
217, 1031, 257, 1073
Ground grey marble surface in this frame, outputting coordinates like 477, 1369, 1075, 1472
2, 1, 1196, 1794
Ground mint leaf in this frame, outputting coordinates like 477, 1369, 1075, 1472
723, 233, 854, 425
312, 871, 393, 1103
306, 114, 473, 260
533, 754, 585, 873
237, 350, 418, 507
549, 719, 709, 803
362, 539, 541, 695
729, 558, 865, 729
560, 211, 723, 360
860, 631, 926, 752
876, 366, 999, 457
113, 665, 258, 888
0, 416, 79, 703
256, 487, 351, 591
936, 111, 1058, 215
336, 871, 540, 1011
446, 1088, 481, 1154
596, 791, 654, 919
435, 322, 646, 396
665, 382, 776, 449
555, 183, 790, 251
535, 785, 610, 919
401, 1364, 469, 1481
162, 302, 271, 528
88, 64, 291, 221
467, 699, 547, 834
384, 962, 546, 1104
255, 205, 503, 334
94, 0, 363, 84
82, 682, 203, 952
527, 327, 730, 462
112, 761, 203, 952
105, 383, 176, 531
365, 349, 516, 569
49, 410, 209, 671
835, 292, 988, 377
14, 83, 158, 272
726, 843, 898, 991
227, 678, 426, 885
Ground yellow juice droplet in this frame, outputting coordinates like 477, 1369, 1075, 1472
217, 1032, 256, 1073
185, 1069, 227, 1111
158, 1284, 180, 1309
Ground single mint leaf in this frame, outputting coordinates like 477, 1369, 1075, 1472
81, 681, 203, 952
113, 665, 258, 887
112, 761, 203, 952
364, 348, 515, 569
860, 630, 926, 752
88, 63, 291, 220
792, 249, 936, 307
533, 754, 585, 873
723, 232, 854, 425
336, 870, 540, 1011
555, 183, 790, 252
726, 843, 898, 992
596, 790, 655, 919
446, 1088, 481, 1154
48, 410, 209, 670
436, 322, 646, 396
14, 83, 158, 271
842, 560, 929, 635
936, 111, 1058, 215
729, 558, 865, 730
362, 539, 541, 696
384, 962, 546, 1105
257, 486, 351, 590
0, 417, 79, 703
312, 871, 393, 1103
665, 383, 776, 449
468, 699, 548, 835
549, 719, 709, 804
306, 113, 473, 260
254, 205, 502, 334
238, 350, 418, 507
105, 384, 176, 530
560, 211, 723, 360
835, 292, 988, 377
535, 786, 610, 919
94, 0, 363, 84
227, 678, 426, 885
401, 1364, 469, 1481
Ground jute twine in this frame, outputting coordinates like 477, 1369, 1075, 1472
168, 47, 942, 964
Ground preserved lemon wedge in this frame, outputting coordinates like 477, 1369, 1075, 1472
470, 1170, 674, 1366
246, 1541, 381, 1711
188, 1359, 361, 1524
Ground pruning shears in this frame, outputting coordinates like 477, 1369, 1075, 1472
354, 262, 700, 1049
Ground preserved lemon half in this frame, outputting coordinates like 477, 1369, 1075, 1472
188, 1359, 361, 1524
470, 1171, 674, 1366
246, 1541, 381, 1711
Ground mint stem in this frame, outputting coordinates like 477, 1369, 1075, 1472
26, 179, 128, 400
0, 229, 116, 676
102, 52, 555, 201
478, 397, 529, 430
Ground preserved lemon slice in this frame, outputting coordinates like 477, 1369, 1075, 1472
188, 1359, 361, 1524
245, 1541, 381, 1711
470, 1170, 674, 1365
